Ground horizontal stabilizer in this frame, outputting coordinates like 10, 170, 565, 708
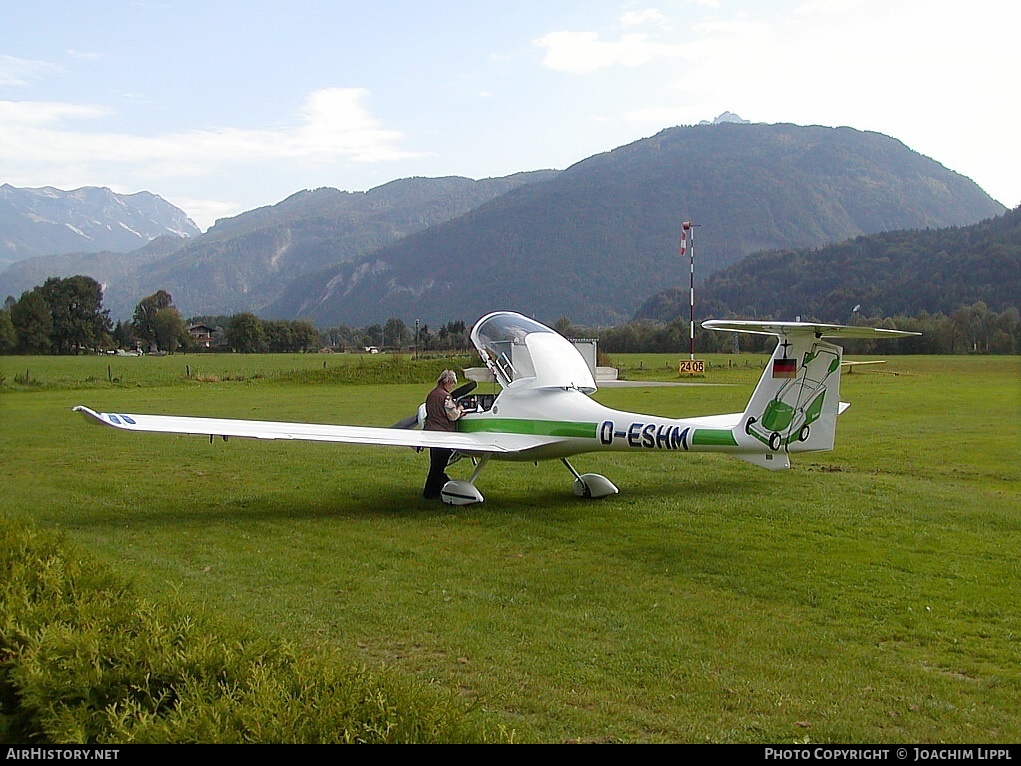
702, 320, 919, 339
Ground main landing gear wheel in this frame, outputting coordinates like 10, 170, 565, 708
562, 458, 619, 499
440, 454, 490, 506
440, 480, 484, 505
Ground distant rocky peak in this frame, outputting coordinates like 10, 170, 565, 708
700, 111, 751, 125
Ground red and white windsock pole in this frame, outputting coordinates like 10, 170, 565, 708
680, 221, 697, 360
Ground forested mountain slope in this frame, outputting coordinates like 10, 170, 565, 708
637, 207, 1020, 323
275, 123, 1003, 326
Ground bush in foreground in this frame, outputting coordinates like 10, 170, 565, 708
0, 518, 508, 744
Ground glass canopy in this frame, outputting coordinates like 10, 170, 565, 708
470, 312, 597, 393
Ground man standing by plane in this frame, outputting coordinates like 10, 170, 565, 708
422, 369, 464, 499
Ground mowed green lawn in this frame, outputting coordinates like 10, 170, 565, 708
1, 353, 1018, 743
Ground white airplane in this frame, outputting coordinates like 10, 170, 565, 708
74, 311, 916, 505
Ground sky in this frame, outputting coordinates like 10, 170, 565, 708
2, 0, 1017, 231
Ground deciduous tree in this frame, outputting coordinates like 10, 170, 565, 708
11, 290, 53, 354
133, 290, 174, 351
152, 306, 189, 353
0, 307, 15, 354
38, 276, 110, 354
225, 312, 266, 353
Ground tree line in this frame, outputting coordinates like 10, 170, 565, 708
0, 276, 471, 356
0, 278, 319, 355
318, 318, 471, 354
565, 302, 1021, 356
3, 275, 1018, 356
0, 276, 473, 356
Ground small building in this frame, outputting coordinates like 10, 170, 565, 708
188, 324, 221, 349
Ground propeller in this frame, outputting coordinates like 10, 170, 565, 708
390, 380, 478, 429
390, 412, 421, 429
450, 380, 478, 400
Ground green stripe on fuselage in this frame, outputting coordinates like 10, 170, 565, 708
459, 418, 597, 439
691, 429, 738, 446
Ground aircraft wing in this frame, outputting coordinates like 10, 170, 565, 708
72, 406, 547, 454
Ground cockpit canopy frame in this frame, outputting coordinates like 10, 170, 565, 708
470, 311, 597, 393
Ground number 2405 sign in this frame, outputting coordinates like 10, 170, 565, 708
679, 359, 705, 375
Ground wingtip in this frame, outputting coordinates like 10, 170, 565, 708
73, 405, 104, 425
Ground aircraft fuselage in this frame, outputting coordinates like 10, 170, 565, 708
457, 387, 737, 462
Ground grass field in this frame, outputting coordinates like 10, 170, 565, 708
1, 352, 1018, 743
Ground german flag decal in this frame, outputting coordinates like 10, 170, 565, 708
772, 358, 797, 378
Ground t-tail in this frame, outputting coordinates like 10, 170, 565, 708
702, 320, 919, 471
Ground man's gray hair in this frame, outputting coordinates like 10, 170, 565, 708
437, 369, 457, 386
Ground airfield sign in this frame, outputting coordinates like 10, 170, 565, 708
679, 359, 705, 375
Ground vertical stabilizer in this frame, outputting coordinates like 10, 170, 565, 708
737, 332, 843, 454
703, 320, 918, 468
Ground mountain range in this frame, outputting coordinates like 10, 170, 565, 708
0, 185, 199, 272
0, 122, 1007, 326
266, 123, 1004, 326
0, 173, 557, 320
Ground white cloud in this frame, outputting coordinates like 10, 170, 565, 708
0, 100, 109, 125
166, 196, 243, 231
620, 9, 671, 28
534, 30, 685, 73
0, 88, 431, 229
0, 88, 425, 174
288, 87, 422, 163
0, 54, 62, 87
65, 49, 103, 61
795, 0, 871, 14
